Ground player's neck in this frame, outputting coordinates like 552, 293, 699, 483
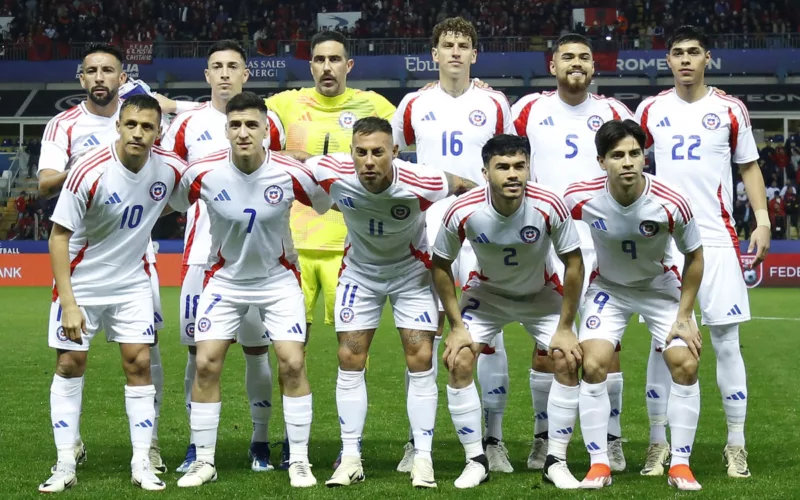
84, 98, 119, 118
608, 175, 645, 207
490, 191, 523, 217
557, 88, 589, 107
210, 94, 228, 114
233, 149, 267, 175
674, 82, 708, 103
439, 75, 471, 98
114, 140, 148, 173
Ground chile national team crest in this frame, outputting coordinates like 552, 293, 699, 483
56, 326, 68, 342
391, 204, 410, 220
519, 225, 541, 243
339, 307, 355, 323
149, 181, 167, 201
740, 255, 763, 289
339, 111, 357, 129
185, 322, 195, 338
585, 315, 601, 329
469, 110, 487, 127
264, 185, 284, 205
702, 113, 721, 130
587, 115, 604, 131
197, 318, 211, 333
639, 220, 660, 237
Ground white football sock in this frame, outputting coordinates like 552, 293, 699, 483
478, 332, 508, 441
51, 375, 82, 466
191, 401, 221, 465
125, 384, 156, 463
606, 372, 623, 438
284, 394, 312, 463
408, 368, 437, 461
579, 380, 610, 466
645, 340, 670, 444
184, 352, 196, 422
710, 324, 747, 446
530, 369, 553, 437
337, 369, 367, 459
547, 381, 579, 460
447, 383, 484, 460
149, 344, 163, 441
668, 381, 700, 467
245, 351, 273, 443
432, 335, 442, 380
404, 368, 413, 442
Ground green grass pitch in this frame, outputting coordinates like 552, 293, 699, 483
2, 286, 800, 499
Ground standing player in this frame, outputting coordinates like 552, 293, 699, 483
37, 43, 169, 474
39, 95, 182, 492
391, 17, 516, 473
511, 33, 633, 471
565, 120, 704, 491
315, 117, 475, 489
170, 92, 326, 488
635, 25, 770, 478
433, 135, 585, 489
159, 40, 281, 474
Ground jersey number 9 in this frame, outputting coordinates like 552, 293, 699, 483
621, 240, 637, 259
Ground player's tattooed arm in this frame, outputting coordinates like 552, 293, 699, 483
445, 173, 478, 196
668, 246, 704, 359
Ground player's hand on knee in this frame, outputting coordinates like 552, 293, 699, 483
549, 328, 582, 372
443, 325, 472, 370
667, 318, 702, 360
62, 304, 85, 344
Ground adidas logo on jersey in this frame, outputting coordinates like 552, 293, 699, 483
104, 192, 122, 204
197, 131, 213, 141
414, 311, 433, 323
421, 112, 436, 121
338, 197, 355, 209
539, 116, 555, 126
656, 117, 672, 127
727, 304, 743, 316
591, 219, 608, 231
82, 135, 100, 148
473, 233, 490, 243
213, 189, 232, 201
287, 323, 303, 334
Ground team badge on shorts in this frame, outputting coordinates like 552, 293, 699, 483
197, 317, 212, 332
469, 110, 487, 126
586, 115, 604, 131
585, 315, 601, 329
639, 220, 660, 237
56, 326, 68, 342
264, 185, 284, 205
339, 111, 357, 129
391, 204, 410, 220
741, 255, 763, 288
185, 322, 195, 338
519, 225, 541, 243
702, 113, 721, 130
149, 181, 167, 201
339, 307, 355, 323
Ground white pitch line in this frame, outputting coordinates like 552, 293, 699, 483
751, 316, 800, 321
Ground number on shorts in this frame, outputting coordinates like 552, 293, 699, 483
341, 283, 358, 307
184, 294, 200, 319
593, 291, 610, 313
622, 240, 637, 259
502, 247, 518, 266
203, 293, 222, 314
460, 298, 480, 321
243, 208, 257, 234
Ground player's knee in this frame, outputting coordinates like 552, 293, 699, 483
337, 346, 368, 371
195, 352, 223, 381
667, 350, 698, 385
581, 355, 608, 383
122, 347, 151, 379
451, 347, 476, 376
406, 348, 433, 372
55, 352, 86, 378
277, 353, 306, 382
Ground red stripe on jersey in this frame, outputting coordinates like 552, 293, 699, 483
66, 148, 110, 192
564, 178, 606, 198
639, 100, 657, 149
85, 176, 102, 209
457, 213, 475, 243
399, 168, 444, 183
570, 198, 591, 220
717, 183, 741, 253
53, 242, 90, 302
278, 245, 301, 285
409, 243, 432, 269
460, 269, 488, 293
604, 96, 634, 118
172, 114, 192, 160
154, 146, 186, 164
534, 206, 551, 233
718, 95, 750, 127
188, 170, 211, 205
268, 115, 282, 151
319, 178, 338, 194
68, 151, 111, 193
489, 95, 504, 135
608, 102, 621, 121
288, 173, 312, 207
526, 186, 568, 220
46, 106, 82, 142
727, 107, 739, 156
274, 154, 316, 183
180, 264, 190, 285
399, 173, 443, 191
319, 156, 355, 175
651, 179, 692, 219
402, 96, 420, 146
513, 97, 540, 136
338, 244, 352, 277
203, 250, 226, 288
398, 171, 444, 185
661, 204, 675, 233
544, 267, 564, 296
188, 149, 228, 167
142, 255, 151, 277
444, 191, 486, 226
414, 193, 434, 212
651, 185, 691, 222
65, 122, 78, 158
182, 202, 202, 269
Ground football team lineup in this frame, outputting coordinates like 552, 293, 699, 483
33, 18, 774, 495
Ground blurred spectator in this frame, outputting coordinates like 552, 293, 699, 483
6, 222, 18, 240
769, 193, 787, 239
784, 181, 799, 238
14, 191, 26, 220
25, 137, 40, 178
740, 201, 754, 240
766, 180, 780, 201
18, 212, 34, 239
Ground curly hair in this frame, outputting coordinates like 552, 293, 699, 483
432, 17, 478, 48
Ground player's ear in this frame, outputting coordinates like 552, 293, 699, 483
549, 59, 556, 77
242, 65, 250, 83
431, 47, 438, 63
115, 119, 121, 135
471, 48, 477, 64
204, 68, 211, 86
704, 49, 711, 67
482, 166, 489, 182
392, 144, 399, 159
597, 155, 607, 172
346, 58, 354, 74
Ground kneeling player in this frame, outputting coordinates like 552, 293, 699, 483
564, 120, 704, 491
170, 92, 330, 488
433, 135, 585, 489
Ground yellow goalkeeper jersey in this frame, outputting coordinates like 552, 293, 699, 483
266, 87, 396, 252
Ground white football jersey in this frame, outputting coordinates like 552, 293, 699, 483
171, 149, 330, 287
310, 153, 449, 272
434, 183, 581, 297
49, 145, 184, 305
563, 173, 702, 286
635, 88, 759, 248
392, 83, 515, 184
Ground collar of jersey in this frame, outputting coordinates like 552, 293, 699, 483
309, 87, 355, 108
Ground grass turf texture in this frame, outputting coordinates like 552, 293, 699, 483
2, 286, 799, 499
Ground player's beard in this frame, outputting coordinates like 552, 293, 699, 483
557, 71, 592, 95
87, 86, 118, 107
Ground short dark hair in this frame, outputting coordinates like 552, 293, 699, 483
595, 119, 647, 157
207, 39, 247, 63
481, 134, 531, 166
225, 91, 267, 115
432, 17, 478, 48
552, 33, 592, 53
83, 43, 124, 66
667, 25, 709, 51
311, 30, 349, 58
120, 94, 162, 122
352, 117, 392, 138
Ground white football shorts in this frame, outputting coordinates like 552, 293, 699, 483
48, 298, 155, 351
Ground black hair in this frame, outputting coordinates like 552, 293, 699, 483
595, 119, 647, 157
552, 33, 592, 53
82, 43, 124, 66
207, 39, 247, 63
225, 91, 267, 115
352, 117, 392, 137
481, 134, 531, 166
120, 94, 162, 122
311, 30, 349, 58
667, 25, 710, 52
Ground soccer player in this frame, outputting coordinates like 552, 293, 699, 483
391, 16, 516, 473
170, 92, 326, 488
159, 40, 281, 474
433, 134, 585, 489
313, 117, 475, 489
37, 43, 169, 474
635, 25, 770, 478
511, 33, 633, 471
39, 95, 182, 493
564, 120, 704, 491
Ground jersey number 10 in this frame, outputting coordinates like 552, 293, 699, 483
119, 205, 143, 229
